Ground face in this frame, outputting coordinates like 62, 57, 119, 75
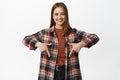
53, 7, 66, 28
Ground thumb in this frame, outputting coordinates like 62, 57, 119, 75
47, 43, 52, 46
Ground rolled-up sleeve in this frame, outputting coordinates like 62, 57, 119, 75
22, 31, 42, 50
77, 30, 99, 48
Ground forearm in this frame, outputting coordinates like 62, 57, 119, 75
22, 36, 37, 50
82, 33, 99, 48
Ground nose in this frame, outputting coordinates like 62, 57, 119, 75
58, 14, 62, 19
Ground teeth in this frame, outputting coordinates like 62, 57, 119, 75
58, 20, 62, 22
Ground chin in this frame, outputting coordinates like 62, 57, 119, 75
57, 22, 64, 26
57, 24, 64, 26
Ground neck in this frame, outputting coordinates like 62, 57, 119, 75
55, 25, 63, 29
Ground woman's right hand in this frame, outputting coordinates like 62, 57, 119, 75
35, 41, 51, 57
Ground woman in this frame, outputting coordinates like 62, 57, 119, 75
22, 2, 99, 80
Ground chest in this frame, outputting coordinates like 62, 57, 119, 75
41, 32, 79, 44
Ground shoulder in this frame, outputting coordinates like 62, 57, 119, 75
71, 28, 84, 34
37, 28, 50, 34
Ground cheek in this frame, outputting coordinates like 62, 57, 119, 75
62, 15, 66, 19
53, 16, 57, 21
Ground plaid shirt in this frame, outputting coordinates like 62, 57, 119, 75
22, 26, 99, 80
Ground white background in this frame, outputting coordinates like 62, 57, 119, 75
0, 0, 120, 80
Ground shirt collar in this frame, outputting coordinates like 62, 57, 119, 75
49, 26, 56, 37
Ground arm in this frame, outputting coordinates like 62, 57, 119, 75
22, 31, 41, 50
22, 30, 51, 57
81, 32, 100, 48
68, 30, 99, 57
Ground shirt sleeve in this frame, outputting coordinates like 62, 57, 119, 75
22, 31, 42, 50
77, 30, 100, 48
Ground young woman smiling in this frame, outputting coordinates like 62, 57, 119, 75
22, 2, 99, 80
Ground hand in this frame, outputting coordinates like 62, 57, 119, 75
35, 41, 51, 57
68, 41, 86, 57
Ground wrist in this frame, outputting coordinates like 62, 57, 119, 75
35, 41, 41, 47
78, 41, 87, 47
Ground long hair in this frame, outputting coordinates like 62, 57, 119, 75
49, 2, 72, 36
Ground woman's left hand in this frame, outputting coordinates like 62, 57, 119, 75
68, 41, 86, 57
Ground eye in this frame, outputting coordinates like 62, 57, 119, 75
61, 13, 65, 15
54, 13, 58, 16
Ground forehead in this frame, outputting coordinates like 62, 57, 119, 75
53, 7, 64, 13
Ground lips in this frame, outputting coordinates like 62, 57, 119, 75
55, 18, 65, 26
58, 20, 63, 22
57, 19, 63, 22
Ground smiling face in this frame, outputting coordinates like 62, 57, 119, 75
53, 7, 66, 29
50, 2, 71, 36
